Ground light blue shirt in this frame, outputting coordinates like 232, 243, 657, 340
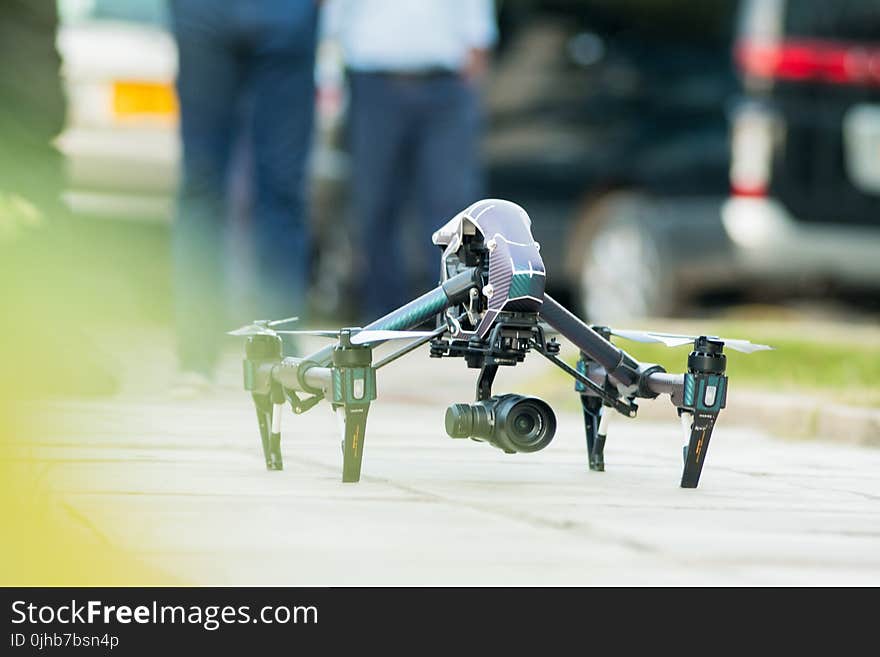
323, 0, 497, 73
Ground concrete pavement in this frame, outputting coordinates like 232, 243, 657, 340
15, 339, 880, 586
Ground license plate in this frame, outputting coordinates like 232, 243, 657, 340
112, 81, 178, 121
843, 104, 880, 195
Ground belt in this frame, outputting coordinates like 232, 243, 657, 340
355, 68, 458, 81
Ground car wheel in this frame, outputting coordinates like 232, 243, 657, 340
576, 192, 677, 323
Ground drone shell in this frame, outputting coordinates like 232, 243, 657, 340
433, 199, 546, 337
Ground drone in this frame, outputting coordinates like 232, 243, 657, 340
230, 199, 771, 488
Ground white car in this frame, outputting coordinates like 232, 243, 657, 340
56, 0, 347, 223
57, 0, 179, 220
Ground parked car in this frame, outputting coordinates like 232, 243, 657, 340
56, 0, 347, 219
56, 0, 178, 220
501, 0, 880, 321
486, 0, 739, 320
723, 0, 880, 295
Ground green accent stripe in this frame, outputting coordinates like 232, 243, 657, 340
509, 273, 536, 299
684, 374, 695, 407
372, 287, 448, 331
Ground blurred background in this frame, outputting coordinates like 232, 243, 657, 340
41, 0, 879, 320
37, 0, 880, 328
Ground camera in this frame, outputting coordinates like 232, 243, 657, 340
445, 394, 557, 453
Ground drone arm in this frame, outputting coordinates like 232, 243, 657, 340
267, 266, 479, 398
644, 371, 685, 404
373, 323, 451, 370
301, 267, 480, 369
533, 341, 638, 416
540, 294, 689, 403
540, 294, 641, 388
267, 358, 331, 395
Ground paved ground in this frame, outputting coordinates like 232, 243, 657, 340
17, 339, 880, 586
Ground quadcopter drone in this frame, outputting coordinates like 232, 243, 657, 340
230, 199, 771, 488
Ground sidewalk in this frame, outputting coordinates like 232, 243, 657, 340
8, 328, 880, 585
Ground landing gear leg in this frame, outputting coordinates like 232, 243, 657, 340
581, 395, 608, 471
340, 403, 371, 483
680, 410, 718, 489
253, 386, 285, 471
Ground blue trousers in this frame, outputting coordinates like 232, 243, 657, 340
348, 71, 484, 320
170, 0, 317, 375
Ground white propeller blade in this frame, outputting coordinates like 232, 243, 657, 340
272, 329, 439, 345
712, 338, 774, 354
274, 330, 347, 338
610, 330, 694, 348
350, 330, 438, 345
610, 329, 773, 353
266, 316, 299, 327
228, 316, 298, 336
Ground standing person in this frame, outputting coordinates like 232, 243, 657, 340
324, 0, 497, 319
0, 0, 120, 398
170, 1, 319, 394
0, 0, 66, 214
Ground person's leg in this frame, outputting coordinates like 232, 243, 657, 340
171, 3, 241, 377
348, 73, 413, 319
413, 77, 484, 293
247, 12, 318, 324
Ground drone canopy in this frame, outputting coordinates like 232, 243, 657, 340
434, 199, 546, 337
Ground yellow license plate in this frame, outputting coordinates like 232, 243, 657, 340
112, 81, 178, 121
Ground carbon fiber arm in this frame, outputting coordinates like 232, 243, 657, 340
267, 268, 481, 396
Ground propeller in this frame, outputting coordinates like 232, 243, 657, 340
272, 329, 440, 346
608, 329, 773, 354
227, 316, 299, 337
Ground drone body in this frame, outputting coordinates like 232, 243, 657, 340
233, 200, 770, 488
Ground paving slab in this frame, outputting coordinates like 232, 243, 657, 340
14, 338, 880, 585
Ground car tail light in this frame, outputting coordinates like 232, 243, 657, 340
730, 105, 777, 198
736, 38, 880, 88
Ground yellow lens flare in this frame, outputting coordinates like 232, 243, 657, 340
0, 409, 178, 586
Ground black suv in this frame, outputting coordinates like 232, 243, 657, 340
489, 0, 880, 321
485, 0, 738, 320
722, 0, 880, 300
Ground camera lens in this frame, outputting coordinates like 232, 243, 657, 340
495, 395, 555, 453
513, 411, 537, 436
509, 406, 542, 446
445, 403, 474, 438
445, 394, 556, 453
